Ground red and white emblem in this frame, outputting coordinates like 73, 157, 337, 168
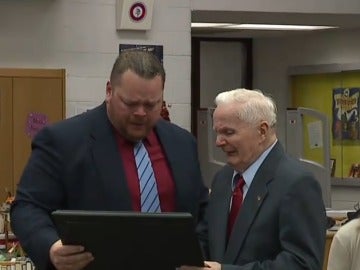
129, 2, 147, 22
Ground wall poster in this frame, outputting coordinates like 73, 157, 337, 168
26, 112, 48, 139
333, 87, 360, 140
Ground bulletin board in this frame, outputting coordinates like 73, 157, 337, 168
291, 71, 360, 178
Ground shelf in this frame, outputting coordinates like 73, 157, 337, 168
331, 177, 360, 187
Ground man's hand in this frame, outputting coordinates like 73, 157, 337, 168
180, 261, 221, 270
49, 240, 94, 270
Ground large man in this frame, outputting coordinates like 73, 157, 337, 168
11, 51, 208, 270
183, 88, 326, 270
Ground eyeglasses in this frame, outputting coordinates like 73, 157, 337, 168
118, 95, 162, 112
354, 201, 359, 211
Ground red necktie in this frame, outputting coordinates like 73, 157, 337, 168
227, 174, 246, 238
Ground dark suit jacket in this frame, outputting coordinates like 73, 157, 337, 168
198, 142, 327, 270
10, 103, 208, 270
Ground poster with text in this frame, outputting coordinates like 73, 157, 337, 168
119, 44, 163, 64
333, 87, 360, 140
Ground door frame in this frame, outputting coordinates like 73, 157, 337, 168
191, 37, 253, 137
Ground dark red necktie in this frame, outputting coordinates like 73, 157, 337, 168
227, 174, 246, 238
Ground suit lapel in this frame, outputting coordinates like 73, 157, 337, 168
223, 142, 284, 263
90, 104, 132, 210
223, 173, 269, 263
209, 168, 233, 261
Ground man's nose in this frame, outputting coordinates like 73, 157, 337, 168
215, 135, 226, 146
133, 105, 147, 116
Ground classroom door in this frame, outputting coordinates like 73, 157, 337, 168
0, 69, 65, 200
0, 77, 13, 200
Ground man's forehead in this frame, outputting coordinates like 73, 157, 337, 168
213, 113, 238, 126
116, 90, 162, 101
214, 105, 238, 118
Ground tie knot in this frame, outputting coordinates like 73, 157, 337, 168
134, 140, 143, 148
233, 174, 245, 190
134, 141, 145, 155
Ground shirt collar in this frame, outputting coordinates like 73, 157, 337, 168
232, 139, 277, 188
114, 127, 157, 147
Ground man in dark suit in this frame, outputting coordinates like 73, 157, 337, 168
182, 88, 327, 270
10, 51, 208, 270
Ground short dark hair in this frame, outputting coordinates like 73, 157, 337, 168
110, 50, 165, 88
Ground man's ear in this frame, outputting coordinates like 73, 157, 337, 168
259, 121, 269, 138
105, 81, 112, 102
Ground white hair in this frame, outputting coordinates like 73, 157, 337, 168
214, 88, 277, 127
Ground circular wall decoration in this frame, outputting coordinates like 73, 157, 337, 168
129, 2, 147, 22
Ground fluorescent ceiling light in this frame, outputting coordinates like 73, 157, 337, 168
225, 24, 336, 30
191, 23, 337, 31
191, 23, 232, 28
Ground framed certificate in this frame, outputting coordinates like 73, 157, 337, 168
52, 210, 204, 269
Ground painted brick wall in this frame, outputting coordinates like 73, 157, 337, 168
0, 0, 192, 130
